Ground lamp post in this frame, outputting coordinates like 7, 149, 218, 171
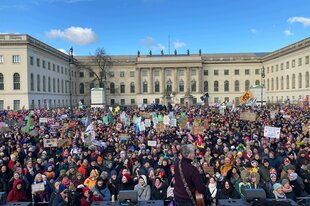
261, 66, 265, 106
69, 47, 74, 113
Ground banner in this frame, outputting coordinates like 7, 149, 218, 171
264, 126, 281, 138
239, 90, 253, 104
191, 126, 204, 135
119, 134, 130, 141
44, 139, 58, 147
240, 112, 257, 122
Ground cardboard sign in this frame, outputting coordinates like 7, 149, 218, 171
170, 118, 177, 127
205, 166, 214, 176
240, 112, 257, 122
144, 119, 151, 127
31, 183, 45, 193
191, 126, 204, 135
116, 123, 123, 131
147, 140, 157, 147
163, 115, 170, 125
39, 118, 48, 123
119, 134, 130, 141
156, 123, 165, 133
264, 126, 281, 138
58, 139, 71, 147
302, 124, 310, 133
140, 112, 151, 119
203, 120, 209, 129
43, 139, 58, 147
179, 118, 188, 129
193, 118, 201, 126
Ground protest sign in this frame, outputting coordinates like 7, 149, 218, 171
116, 123, 123, 131
270, 111, 277, 119
156, 123, 165, 133
39, 118, 48, 123
44, 139, 58, 147
119, 134, 130, 141
193, 118, 201, 126
57, 139, 71, 147
203, 120, 209, 129
140, 122, 146, 131
264, 126, 281, 138
283, 115, 291, 119
144, 119, 151, 127
170, 118, 177, 127
179, 118, 188, 129
240, 112, 257, 122
140, 112, 151, 119
147, 140, 157, 147
163, 115, 170, 125
191, 126, 204, 135
31, 183, 45, 193
302, 124, 310, 133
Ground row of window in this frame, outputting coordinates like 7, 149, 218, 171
0, 73, 20, 90
0, 55, 21, 64
206, 69, 260, 76
266, 72, 310, 91
0, 100, 20, 110
266, 55, 309, 74
29, 56, 74, 77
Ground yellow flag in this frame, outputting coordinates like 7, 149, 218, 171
239, 90, 253, 104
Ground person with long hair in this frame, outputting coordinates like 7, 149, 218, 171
206, 177, 219, 206
219, 180, 240, 199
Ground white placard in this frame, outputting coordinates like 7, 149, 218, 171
147, 140, 157, 147
145, 119, 151, 127
163, 115, 170, 125
39, 118, 48, 123
283, 115, 290, 119
170, 118, 177, 127
264, 126, 281, 138
140, 122, 146, 131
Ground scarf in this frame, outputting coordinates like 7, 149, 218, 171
273, 190, 286, 199
208, 183, 217, 198
282, 186, 293, 193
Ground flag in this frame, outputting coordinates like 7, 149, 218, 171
25, 113, 31, 133
239, 90, 253, 104
114, 106, 120, 113
84, 110, 92, 127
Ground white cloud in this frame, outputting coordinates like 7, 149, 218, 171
58, 49, 68, 54
140, 36, 165, 51
288, 16, 310, 26
284, 29, 294, 36
45, 26, 97, 45
251, 28, 256, 33
173, 41, 186, 49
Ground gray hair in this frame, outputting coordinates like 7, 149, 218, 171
180, 144, 195, 158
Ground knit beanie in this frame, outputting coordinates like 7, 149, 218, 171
273, 183, 282, 191
282, 179, 289, 186
123, 173, 132, 181
59, 184, 67, 193
83, 187, 90, 194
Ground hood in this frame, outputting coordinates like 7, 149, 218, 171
13, 179, 23, 190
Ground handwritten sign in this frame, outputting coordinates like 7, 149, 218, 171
43, 139, 58, 147
147, 140, 157, 147
31, 183, 45, 193
144, 119, 151, 127
119, 134, 130, 141
264, 126, 281, 138
39, 118, 48, 123
240, 112, 257, 122
156, 123, 165, 133
191, 126, 204, 135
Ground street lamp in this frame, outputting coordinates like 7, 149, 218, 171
261, 66, 265, 106
69, 47, 74, 113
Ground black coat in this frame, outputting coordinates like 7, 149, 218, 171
151, 184, 167, 200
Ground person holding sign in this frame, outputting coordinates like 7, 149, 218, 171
32, 173, 51, 202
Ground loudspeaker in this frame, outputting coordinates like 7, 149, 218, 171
5, 203, 32, 206
244, 188, 266, 202
139, 200, 164, 206
218, 199, 247, 206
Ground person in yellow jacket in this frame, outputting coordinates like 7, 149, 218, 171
84, 169, 99, 189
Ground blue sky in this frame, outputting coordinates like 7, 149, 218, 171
1, 0, 310, 56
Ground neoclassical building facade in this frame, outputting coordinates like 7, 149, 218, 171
0, 34, 309, 109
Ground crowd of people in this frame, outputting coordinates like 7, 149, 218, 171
0, 103, 309, 206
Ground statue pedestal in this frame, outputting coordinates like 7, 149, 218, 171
183, 94, 194, 106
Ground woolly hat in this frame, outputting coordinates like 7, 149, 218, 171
273, 183, 282, 191
97, 156, 103, 162
270, 173, 277, 179
59, 184, 68, 193
288, 172, 298, 181
83, 187, 90, 194
110, 170, 117, 176
139, 175, 147, 184
282, 179, 289, 186
286, 164, 295, 171
123, 173, 132, 181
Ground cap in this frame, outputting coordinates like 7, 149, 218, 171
59, 184, 68, 193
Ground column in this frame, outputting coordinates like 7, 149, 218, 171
186, 67, 190, 93
149, 68, 153, 94
173, 68, 177, 92
161, 68, 165, 94
136, 68, 141, 94
198, 67, 203, 93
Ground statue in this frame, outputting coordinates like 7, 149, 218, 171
137, 50, 140, 57
149, 50, 152, 56
174, 49, 177, 55
185, 88, 190, 96
187, 49, 190, 56
161, 50, 164, 55
199, 49, 202, 56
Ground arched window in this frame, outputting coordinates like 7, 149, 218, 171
255, 80, 260, 86
267, 79, 270, 91
306, 72, 310, 88
48, 77, 51, 92
245, 80, 250, 91
30, 73, 34, 91
286, 75, 289, 89
53, 78, 56, 92
292, 74, 296, 89
57, 79, 60, 93
224, 80, 229, 92
271, 78, 274, 90
110, 82, 115, 94
166, 79, 172, 92
37, 74, 40, 91
130, 82, 135, 93
179, 80, 184, 92
235, 80, 239, 91
276, 77, 279, 90
281, 76, 284, 90
0, 73, 3, 90
214, 81, 219, 92
203, 81, 208, 92
120, 82, 125, 93
298, 73, 302, 88
79, 83, 84, 94
143, 80, 148, 93
191, 79, 196, 92
43, 76, 46, 92
154, 80, 160, 92
13, 73, 20, 90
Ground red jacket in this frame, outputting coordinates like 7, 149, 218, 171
80, 196, 103, 206
7, 179, 27, 202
